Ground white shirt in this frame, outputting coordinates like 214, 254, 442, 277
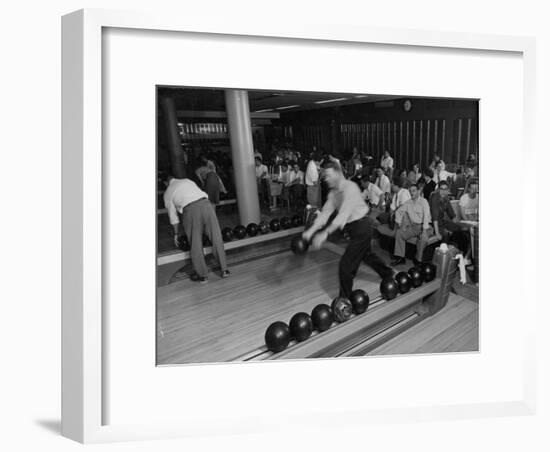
279, 169, 291, 185
255, 164, 268, 178
313, 179, 369, 232
390, 188, 412, 211
289, 170, 304, 185
434, 169, 454, 184
396, 197, 432, 230
305, 160, 320, 186
361, 183, 384, 206
381, 156, 394, 170
459, 193, 479, 220
375, 174, 391, 194
163, 178, 208, 225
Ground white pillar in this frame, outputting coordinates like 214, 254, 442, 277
224, 89, 261, 225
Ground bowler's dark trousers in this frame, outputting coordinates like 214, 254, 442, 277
181, 198, 228, 277
339, 217, 393, 298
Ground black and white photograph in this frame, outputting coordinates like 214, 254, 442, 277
156, 87, 480, 365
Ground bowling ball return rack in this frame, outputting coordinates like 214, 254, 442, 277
234, 245, 459, 361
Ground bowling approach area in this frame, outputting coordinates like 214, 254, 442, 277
156, 230, 478, 365
156, 87, 480, 365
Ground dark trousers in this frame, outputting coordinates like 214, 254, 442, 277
204, 172, 220, 205
339, 217, 393, 299
289, 184, 305, 206
257, 178, 270, 206
438, 219, 469, 254
181, 198, 228, 277
449, 229, 470, 255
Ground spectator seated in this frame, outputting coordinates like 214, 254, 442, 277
376, 223, 441, 262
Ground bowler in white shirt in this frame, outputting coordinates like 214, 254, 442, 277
302, 162, 393, 298
163, 176, 229, 282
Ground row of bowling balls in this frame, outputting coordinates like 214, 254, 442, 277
221, 215, 304, 242
379, 262, 437, 300
264, 289, 370, 353
177, 215, 304, 251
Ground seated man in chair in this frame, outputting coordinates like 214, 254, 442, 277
429, 180, 461, 243
376, 176, 411, 234
391, 183, 433, 266
360, 175, 385, 225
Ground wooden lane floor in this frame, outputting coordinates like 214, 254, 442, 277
368, 293, 479, 356
156, 247, 383, 365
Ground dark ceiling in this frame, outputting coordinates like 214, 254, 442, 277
157, 87, 401, 113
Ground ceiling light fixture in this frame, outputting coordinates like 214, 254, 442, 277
314, 97, 349, 104
275, 105, 300, 110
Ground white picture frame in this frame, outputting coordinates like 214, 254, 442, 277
62, 8, 537, 443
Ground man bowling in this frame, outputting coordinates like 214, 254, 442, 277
164, 175, 230, 283
302, 162, 394, 299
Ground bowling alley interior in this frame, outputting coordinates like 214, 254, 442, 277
156, 86, 480, 365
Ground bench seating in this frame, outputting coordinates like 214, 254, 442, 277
376, 224, 441, 261
376, 224, 441, 246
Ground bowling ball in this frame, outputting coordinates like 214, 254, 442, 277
280, 217, 292, 229
291, 215, 303, 227
269, 218, 280, 232
380, 276, 399, 300
331, 297, 353, 323
233, 225, 247, 239
420, 262, 437, 282
290, 236, 309, 255
349, 289, 370, 315
289, 312, 313, 342
265, 321, 291, 353
178, 234, 190, 251
221, 227, 233, 242
259, 221, 269, 234
408, 267, 423, 288
246, 223, 258, 237
395, 271, 413, 294
311, 304, 333, 332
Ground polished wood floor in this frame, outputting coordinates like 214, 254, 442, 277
369, 294, 478, 355
156, 244, 479, 365
157, 247, 382, 364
